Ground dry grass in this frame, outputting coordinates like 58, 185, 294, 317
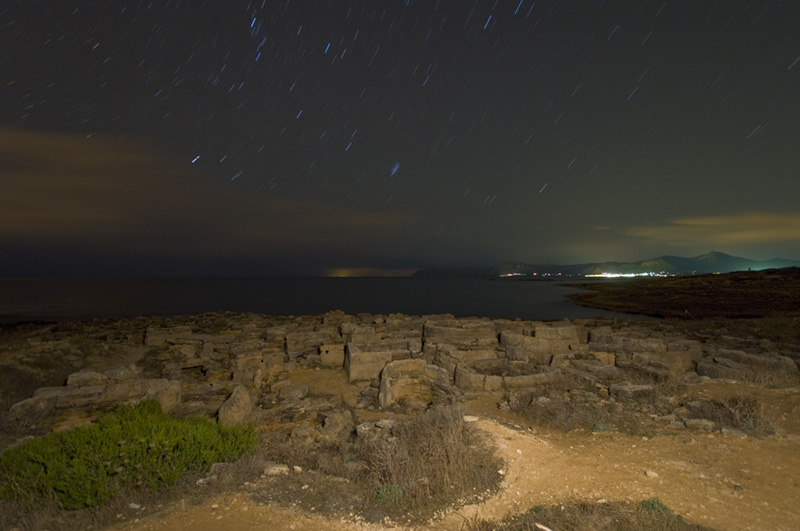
255, 404, 503, 523
504, 371, 627, 433
462, 498, 712, 530
360, 404, 502, 520
686, 394, 775, 436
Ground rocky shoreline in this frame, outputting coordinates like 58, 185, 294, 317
4, 310, 798, 441
3, 307, 800, 530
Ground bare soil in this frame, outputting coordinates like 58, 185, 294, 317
107, 372, 800, 531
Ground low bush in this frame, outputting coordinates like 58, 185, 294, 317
254, 404, 502, 523
464, 498, 711, 530
503, 372, 618, 432
0, 400, 257, 510
687, 395, 774, 436
359, 404, 502, 521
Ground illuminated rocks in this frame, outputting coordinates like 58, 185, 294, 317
6, 311, 797, 436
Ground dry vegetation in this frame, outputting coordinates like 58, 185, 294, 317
2, 269, 799, 529
567, 267, 800, 319
253, 404, 502, 524
463, 498, 712, 531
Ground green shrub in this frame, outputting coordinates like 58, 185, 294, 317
639, 497, 670, 514
375, 482, 403, 503
0, 400, 257, 510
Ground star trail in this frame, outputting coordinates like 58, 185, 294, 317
1, 1, 799, 277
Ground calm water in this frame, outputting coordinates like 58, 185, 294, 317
0, 277, 642, 324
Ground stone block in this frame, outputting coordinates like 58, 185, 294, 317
55, 386, 106, 408
379, 359, 431, 409
503, 372, 550, 388
454, 365, 485, 391
696, 357, 753, 380
230, 339, 264, 356
609, 384, 655, 401
424, 322, 498, 348
644, 338, 668, 352
278, 384, 309, 402
592, 352, 616, 366
484, 374, 504, 391
715, 349, 798, 374
262, 351, 285, 375
9, 395, 56, 420
423, 364, 452, 384
144, 379, 182, 412
685, 418, 716, 432
66, 370, 109, 388
320, 344, 345, 367
102, 380, 145, 402
103, 364, 142, 383
506, 345, 529, 362
500, 331, 525, 347
145, 326, 193, 347
345, 345, 393, 381
217, 385, 252, 427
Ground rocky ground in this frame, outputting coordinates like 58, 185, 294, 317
567, 267, 800, 319
2, 270, 800, 530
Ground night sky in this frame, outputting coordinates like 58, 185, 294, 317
2, 1, 799, 277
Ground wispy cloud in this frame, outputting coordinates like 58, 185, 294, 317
627, 212, 800, 246
0, 127, 415, 273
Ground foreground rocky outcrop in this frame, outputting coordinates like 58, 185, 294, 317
4, 311, 798, 439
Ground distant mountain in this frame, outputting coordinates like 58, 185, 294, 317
412, 251, 800, 278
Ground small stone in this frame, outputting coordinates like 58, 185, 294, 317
685, 418, 716, 432
644, 470, 659, 478
264, 463, 290, 476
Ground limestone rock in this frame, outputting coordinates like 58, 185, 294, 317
345, 344, 394, 381
455, 365, 485, 391
320, 344, 345, 367
145, 379, 182, 412
685, 418, 716, 432
319, 409, 355, 441
696, 357, 753, 380
66, 369, 109, 388
217, 385, 252, 427
609, 384, 655, 401
8, 394, 56, 421
714, 349, 798, 374
278, 384, 309, 402
378, 359, 432, 409
104, 364, 143, 383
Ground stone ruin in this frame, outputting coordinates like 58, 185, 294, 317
7, 311, 799, 433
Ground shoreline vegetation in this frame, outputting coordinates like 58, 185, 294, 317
566, 267, 800, 319
1, 268, 799, 530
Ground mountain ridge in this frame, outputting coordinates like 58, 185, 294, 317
412, 251, 800, 278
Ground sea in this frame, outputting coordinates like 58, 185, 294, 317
0, 277, 644, 324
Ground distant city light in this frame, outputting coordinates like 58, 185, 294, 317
584, 272, 672, 278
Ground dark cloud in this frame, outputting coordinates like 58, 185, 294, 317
0, 127, 419, 275
2, 1, 799, 276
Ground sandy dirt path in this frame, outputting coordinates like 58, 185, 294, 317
113, 412, 800, 531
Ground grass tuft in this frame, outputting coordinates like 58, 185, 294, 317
0, 400, 257, 511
